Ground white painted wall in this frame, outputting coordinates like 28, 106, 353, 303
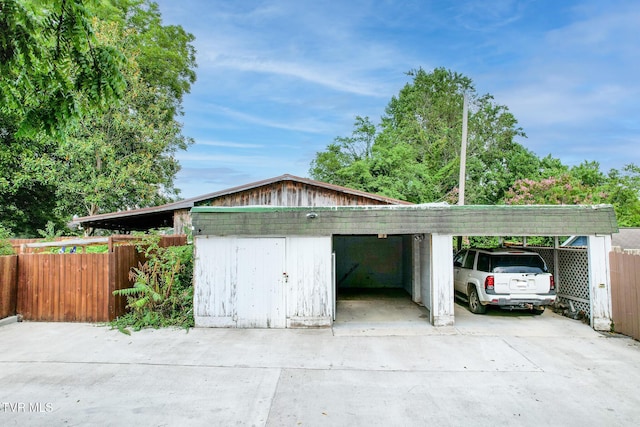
193, 236, 237, 327
429, 234, 455, 326
194, 235, 332, 328
234, 238, 286, 328
587, 235, 613, 331
285, 237, 333, 327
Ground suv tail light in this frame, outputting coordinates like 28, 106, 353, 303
485, 275, 495, 293
550, 275, 555, 291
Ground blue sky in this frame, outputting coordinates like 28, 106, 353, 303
153, 0, 640, 199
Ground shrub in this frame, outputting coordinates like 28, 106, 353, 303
0, 226, 15, 255
111, 234, 193, 333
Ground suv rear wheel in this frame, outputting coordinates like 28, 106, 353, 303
468, 286, 487, 314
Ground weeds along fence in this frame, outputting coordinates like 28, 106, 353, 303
610, 250, 640, 341
1, 235, 187, 322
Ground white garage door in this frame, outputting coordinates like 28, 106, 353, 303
194, 237, 287, 328
195, 236, 333, 328
235, 238, 286, 328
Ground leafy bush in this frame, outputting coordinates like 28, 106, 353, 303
37, 221, 66, 241
111, 234, 193, 333
0, 225, 15, 255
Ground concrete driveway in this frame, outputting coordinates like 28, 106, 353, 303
1, 305, 640, 426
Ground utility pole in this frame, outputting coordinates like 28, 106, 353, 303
457, 93, 468, 251
458, 92, 468, 207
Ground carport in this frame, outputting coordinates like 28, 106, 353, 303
191, 204, 618, 330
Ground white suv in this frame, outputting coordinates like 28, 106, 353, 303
453, 248, 556, 314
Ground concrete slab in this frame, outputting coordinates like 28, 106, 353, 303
334, 288, 441, 336
1, 313, 639, 426
0, 316, 18, 327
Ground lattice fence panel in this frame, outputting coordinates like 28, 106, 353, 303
557, 248, 590, 316
508, 246, 590, 317
529, 248, 555, 273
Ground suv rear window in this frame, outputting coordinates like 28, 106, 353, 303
489, 255, 547, 273
477, 253, 491, 272
463, 251, 476, 269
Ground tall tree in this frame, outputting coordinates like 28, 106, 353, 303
0, 0, 126, 135
310, 115, 376, 189
0, 111, 61, 236
604, 164, 640, 226
55, 18, 193, 220
0, 1, 197, 235
88, 0, 196, 117
311, 68, 541, 204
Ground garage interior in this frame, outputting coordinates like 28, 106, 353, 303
332, 234, 429, 326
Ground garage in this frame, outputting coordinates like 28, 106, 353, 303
192, 204, 618, 330
334, 234, 415, 295
332, 234, 423, 325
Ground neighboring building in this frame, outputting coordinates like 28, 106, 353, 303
561, 236, 588, 247
562, 228, 640, 250
74, 174, 412, 233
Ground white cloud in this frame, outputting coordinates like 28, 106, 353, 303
188, 1, 412, 99
195, 140, 264, 149
199, 103, 332, 134
176, 153, 272, 166
491, 2, 640, 127
159, 0, 640, 180
453, 0, 525, 32
212, 56, 384, 97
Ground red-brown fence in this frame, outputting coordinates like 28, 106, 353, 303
0, 256, 18, 318
610, 250, 640, 340
1, 235, 187, 322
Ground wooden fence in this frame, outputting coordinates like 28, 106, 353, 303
610, 250, 640, 340
1, 235, 187, 322
0, 256, 18, 319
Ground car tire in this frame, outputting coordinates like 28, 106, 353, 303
468, 286, 487, 314
532, 307, 545, 315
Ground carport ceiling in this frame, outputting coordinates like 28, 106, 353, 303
191, 204, 618, 237
78, 210, 174, 231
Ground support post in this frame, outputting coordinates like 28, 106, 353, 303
587, 235, 613, 331
430, 234, 455, 326
412, 237, 422, 304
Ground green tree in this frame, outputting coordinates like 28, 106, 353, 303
310, 116, 376, 189
602, 164, 640, 226
55, 19, 192, 220
88, 0, 196, 118
0, 224, 15, 255
310, 68, 541, 204
0, 0, 126, 135
504, 162, 640, 227
0, 111, 61, 236
0, 1, 196, 236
